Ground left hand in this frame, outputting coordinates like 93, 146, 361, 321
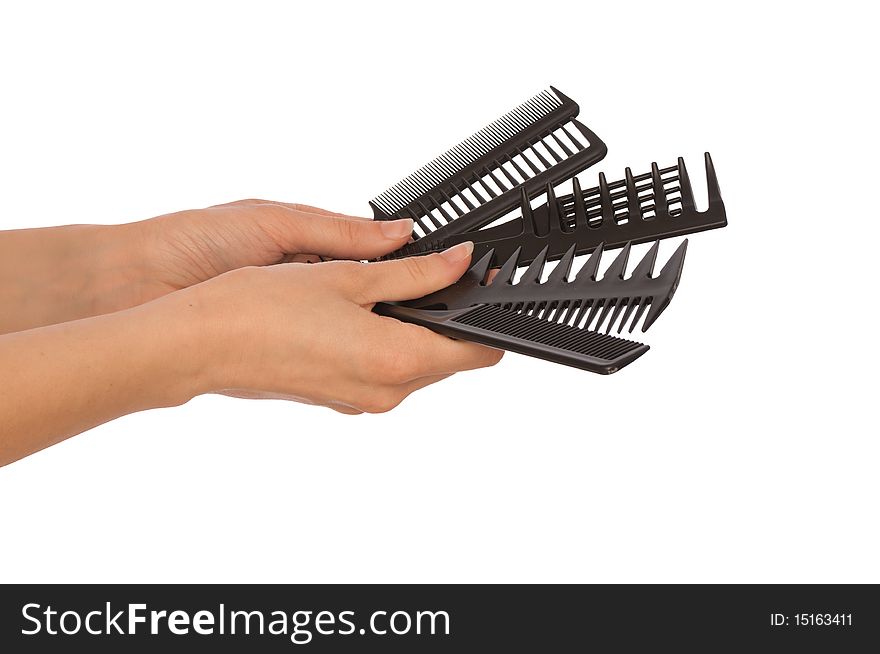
127, 199, 414, 304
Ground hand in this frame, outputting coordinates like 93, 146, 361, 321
177, 241, 503, 414
129, 199, 415, 304
0, 231, 501, 466
0, 200, 415, 334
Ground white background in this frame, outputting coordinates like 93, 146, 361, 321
0, 1, 877, 583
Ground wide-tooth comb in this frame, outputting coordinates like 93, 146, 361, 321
398, 239, 688, 334
370, 87, 606, 243
387, 153, 725, 266
373, 303, 648, 375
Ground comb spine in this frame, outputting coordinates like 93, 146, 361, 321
384, 155, 725, 270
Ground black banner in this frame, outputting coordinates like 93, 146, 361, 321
1, 584, 876, 651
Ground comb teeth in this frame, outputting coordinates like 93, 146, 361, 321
373, 301, 649, 374
455, 304, 646, 364
371, 90, 563, 216
370, 87, 607, 243
387, 153, 726, 266
403, 239, 688, 334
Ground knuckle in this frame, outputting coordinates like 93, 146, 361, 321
400, 256, 432, 284
334, 216, 361, 243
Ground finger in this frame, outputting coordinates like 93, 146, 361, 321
402, 328, 504, 376
370, 318, 504, 380
262, 202, 370, 220
256, 205, 414, 260
205, 199, 407, 259
346, 242, 474, 303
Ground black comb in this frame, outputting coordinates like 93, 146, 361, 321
399, 239, 688, 334
369, 87, 606, 243
386, 152, 725, 267
373, 303, 648, 375
374, 239, 687, 373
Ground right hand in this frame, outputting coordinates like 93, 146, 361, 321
178, 241, 503, 414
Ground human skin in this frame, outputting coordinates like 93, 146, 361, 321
0, 201, 502, 467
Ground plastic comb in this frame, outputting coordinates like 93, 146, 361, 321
374, 239, 688, 373
399, 239, 688, 334
386, 153, 725, 267
373, 303, 648, 375
369, 87, 606, 243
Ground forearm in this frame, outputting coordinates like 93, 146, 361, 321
0, 223, 148, 334
0, 291, 212, 466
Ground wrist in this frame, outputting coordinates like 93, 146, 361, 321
160, 266, 272, 396
39, 222, 154, 316
131, 285, 221, 406
84, 222, 157, 311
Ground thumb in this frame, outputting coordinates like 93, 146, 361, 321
256, 204, 415, 260
350, 241, 474, 304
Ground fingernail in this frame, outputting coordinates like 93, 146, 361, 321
379, 218, 414, 239
440, 241, 474, 264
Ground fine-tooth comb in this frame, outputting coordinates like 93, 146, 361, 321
386, 152, 725, 267
369, 87, 606, 243
373, 304, 648, 375
374, 239, 687, 374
